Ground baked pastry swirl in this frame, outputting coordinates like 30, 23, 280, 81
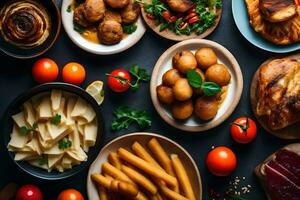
256, 58, 300, 130
0, 0, 51, 48
245, 0, 300, 45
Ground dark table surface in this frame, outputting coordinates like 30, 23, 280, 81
1, 0, 299, 199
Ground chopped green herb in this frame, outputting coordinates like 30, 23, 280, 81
123, 24, 137, 34
129, 65, 151, 90
67, 4, 72, 12
51, 114, 61, 125
58, 138, 72, 150
74, 22, 86, 34
111, 106, 151, 131
38, 158, 48, 166
19, 122, 38, 135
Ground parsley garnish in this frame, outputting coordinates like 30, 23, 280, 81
111, 106, 152, 131
123, 24, 137, 34
51, 114, 61, 125
73, 22, 86, 34
129, 65, 151, 90
19, 123, 38, 135
58, 138, 72, 150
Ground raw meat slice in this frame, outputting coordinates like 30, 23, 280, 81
275, 149, 300, 177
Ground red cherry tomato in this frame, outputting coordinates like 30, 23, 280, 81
62, 62, 86, 85
32, 58, 59, 83
16, 185, 43, 200
297, 0, 300, 5
206, 146, 237, 176
162, 11, 171, 20
107, 69, 131, 93
231, 117, 257, 144
57, 189, 84, 200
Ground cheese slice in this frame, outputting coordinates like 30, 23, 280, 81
29, 159, 49, 170
56, 97, 66, 123
55, 164, 64, 172
14, 152, 38, 161
8, 125, 29, 149
38, 97, 52, 119
44, 144, 64, 155
23, 101, 36, 126
48, 154, 64, 169
66, 97, 77, 125
80, 104, 96, 123
71, 98, 87, 117
38, 122, 51, 142
70, 126, 80, 150
25, 138, 42, 155
51, 90, 62, 111
62, 156, 73, 169
84, 121, 98, 147
8, 146, 32, 152
46, 123, 71, 140
67, 147, 87, 162
12, 112, 27, 128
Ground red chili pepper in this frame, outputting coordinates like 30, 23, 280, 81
188, 16, 200, 24
162, 11, 171, 20
146, 14, 155, 20
169, 16, 177, 22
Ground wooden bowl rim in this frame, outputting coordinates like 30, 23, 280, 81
86, 132, 203, 200
150, 39, 243, 132
141, 0, 222, 41
250, 53, 300, 140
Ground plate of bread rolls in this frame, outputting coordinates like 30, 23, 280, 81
87, 132, 202, 200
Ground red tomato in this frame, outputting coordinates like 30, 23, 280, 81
162, 11, 171, 20
231, 117, 257, 144
57, 189, 84, 200
107, 69, 131, 92
297, 0, 300, 5
32, 58, 59, 83
206, 146, 237, 176
16, 185, 43, 200
62, 62, 86, 85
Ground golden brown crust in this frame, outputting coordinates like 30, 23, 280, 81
245, 0, 300, 45
256, 58, 300, 130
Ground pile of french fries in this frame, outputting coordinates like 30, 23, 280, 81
91, 138, 196, 200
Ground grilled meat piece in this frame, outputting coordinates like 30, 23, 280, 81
104, 9, 122, 23
166, 0, 194, 13
74, 4, 92, 27
83, 0, 106, 23
259, 0, 297, 22
256, 58, 300, 130
120, 1, 140, 25
98, 20, 123, 45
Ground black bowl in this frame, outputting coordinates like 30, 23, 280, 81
0, 0, 61, 59
3, 83, 104, 180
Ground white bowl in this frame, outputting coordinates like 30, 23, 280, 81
61, 0, 146, 55
87, 132, 202, 200
150, 39, 243, 132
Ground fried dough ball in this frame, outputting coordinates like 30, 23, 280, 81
205, 64, 231, 86
172, 50, 197, 74
173, 78, 193, 101
193, 68, 206, 96
166, 0, 194, 13
73, 4, 92, 27
157, 85, 174, 104
105, 0, 129, 9
98, 20, 123, 45
195, 48, 217, 69
104, 9, 122, 23
172, 100, 194, 120
194, 96, 218, 120
162, 69, 182, 86
121, 2, 141, 24
83, 0, 106, 23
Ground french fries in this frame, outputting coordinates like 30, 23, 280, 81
91, 137, 197, 200
171, 154, 196, 200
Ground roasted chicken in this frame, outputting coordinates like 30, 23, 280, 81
259, 0, 297, 22
256, 58, 300, 130
74, 4, 92, 27
98, 20, 123, 45
104, 9, 122, 23
120, 1, 141, 24
166, 0, 194, 13
105, 0, 129, 9
83, 0, 106, 23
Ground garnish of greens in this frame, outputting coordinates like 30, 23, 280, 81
142, 0, 222, 35
187, 69, 221, 96
106, 65, 150, 90
73, 22, 86, 34
19, 123, 38, 135
111, 106, 151, 131
38, 158, 48, 166
58, 138, 72, 150
123, 24, 138, 34
51, 114, 61, 125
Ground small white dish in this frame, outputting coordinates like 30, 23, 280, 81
61, 0, 146, 55
150, 39, 243, 132
87, 132, 202, 200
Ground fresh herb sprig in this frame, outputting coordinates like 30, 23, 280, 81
19, 123, 38, 135
59, 138, 72, 150
51, 114, 61, 125
123, 24, 138, 34
187, 69, 221, 96
111, 106, 151, 131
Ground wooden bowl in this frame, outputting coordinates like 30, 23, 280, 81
141, 0, 222, 41
150, 39, 243, 132
250, 54, 300, 140
87, 132, 202, 200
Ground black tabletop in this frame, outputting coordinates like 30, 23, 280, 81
0, 0, 298, 199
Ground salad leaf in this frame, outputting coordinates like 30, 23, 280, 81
51, 114, 61, 125
123, 24, 137, 34
201, 82, 221, 96
187, 70, 203, 88
111, 106, 151, 131
58, 138, 72, 150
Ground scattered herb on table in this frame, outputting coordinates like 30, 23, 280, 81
111, 106, 152, 131
187, 69, 221, 96
123, 24, 138, 34
129, 65, 151, 90
58, 138, 72, 150
19, 123, 38, 135
51, 114, 61, 125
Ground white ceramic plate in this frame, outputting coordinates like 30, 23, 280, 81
87, 132, 202, 200
61, 0, 146, 55
150, 39, 243, 132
